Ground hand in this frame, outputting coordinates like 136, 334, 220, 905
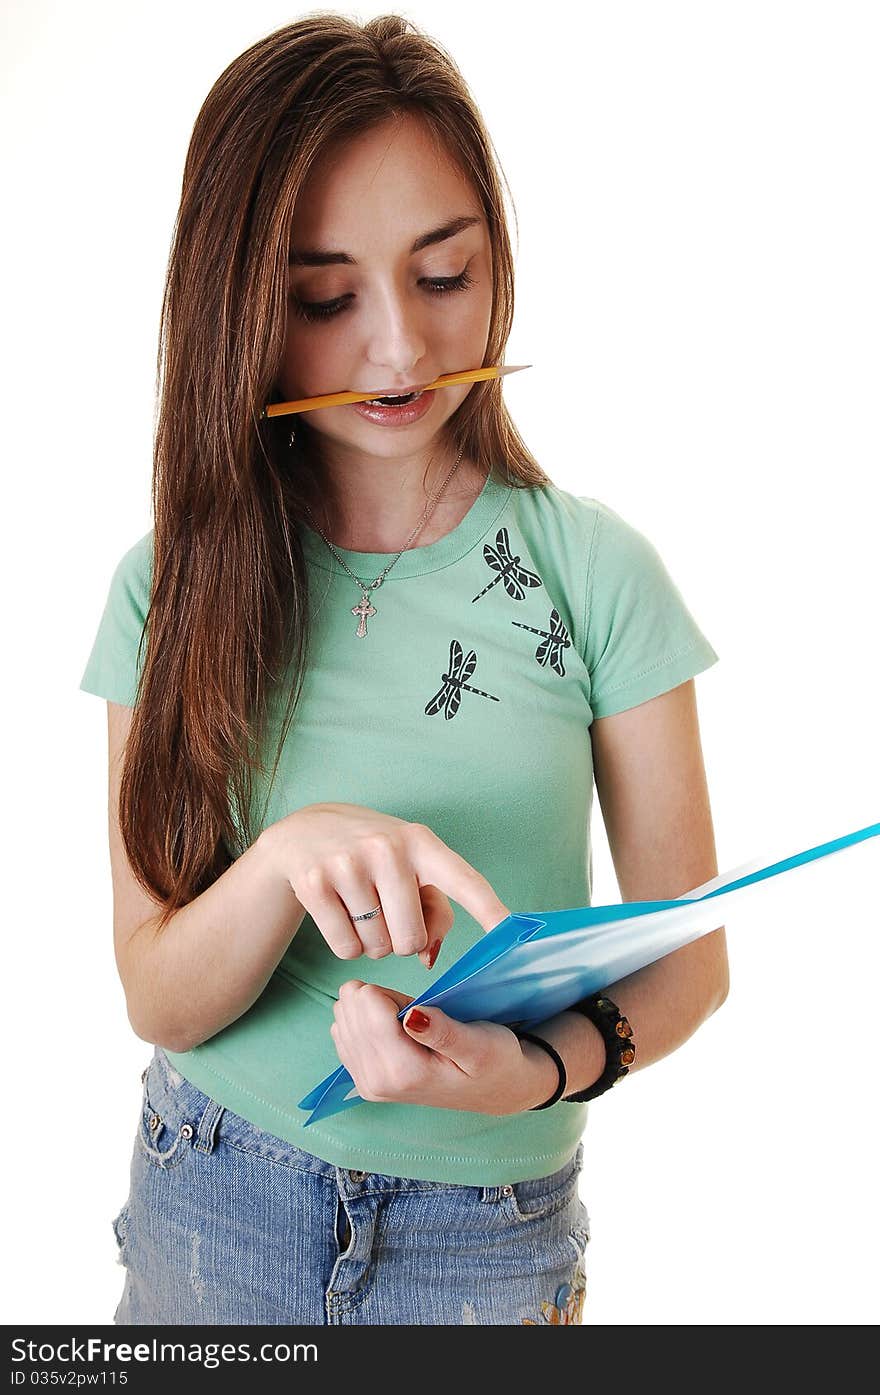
330, 982, 561, 1115
261, 802, 510, 970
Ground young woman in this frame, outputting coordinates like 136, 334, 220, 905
80, 12, 728, 1326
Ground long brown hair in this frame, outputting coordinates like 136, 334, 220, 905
120, 11, 552, 931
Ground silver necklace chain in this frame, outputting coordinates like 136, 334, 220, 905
304, 444, 465, 637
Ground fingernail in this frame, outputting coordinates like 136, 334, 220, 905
426, 939, 441, 970
405, 1009, 430, 1033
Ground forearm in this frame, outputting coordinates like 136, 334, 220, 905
121, 828, 306, 1053
520, 928, 729, 1107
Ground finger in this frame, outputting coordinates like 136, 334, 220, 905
332, 979, 364, 1042
409, 825, 511, 935
338, 981, 408, 1048
294, 870, 365, 960
369, 844, 430, 958
329, 857, 393, 958
416, 884, 455, 969
401, 1002, 478, 1071
362, 986, 416, 1013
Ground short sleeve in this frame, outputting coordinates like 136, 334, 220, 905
582, 501, 719, 719
79, 530, 154, 707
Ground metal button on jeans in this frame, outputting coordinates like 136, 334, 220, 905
348, 1170, 368, 1183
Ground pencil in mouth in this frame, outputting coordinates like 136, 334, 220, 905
262, 364, 529, 418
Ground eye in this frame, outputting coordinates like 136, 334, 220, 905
290, 267, 476, 324
290, 294, 351, 324
425, 268, 475, 296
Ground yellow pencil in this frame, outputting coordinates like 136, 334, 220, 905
261, 364, 531, 418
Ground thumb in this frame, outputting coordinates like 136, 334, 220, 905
402, 1003, 464, 1062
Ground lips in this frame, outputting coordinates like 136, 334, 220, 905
351, 390, 435, 426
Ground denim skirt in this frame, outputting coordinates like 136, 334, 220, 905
110, 1045, 591, 1326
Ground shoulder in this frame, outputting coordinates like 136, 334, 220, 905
116, 528, 154, 577
508, 476, 643, 534
102, 528, 154, 627
508, 477, 603, 537
507, 478, 655, 569
111, 528, 154, 593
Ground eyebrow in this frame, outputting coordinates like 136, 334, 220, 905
288, 214, 481, 267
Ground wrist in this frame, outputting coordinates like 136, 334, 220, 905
558, 1010, 606, 1094
256, 820, 307, 921
562, 993, 637, 1103
517, 1037, 562, 1112
258, 814, 299, 882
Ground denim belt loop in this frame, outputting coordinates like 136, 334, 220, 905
193, 1096, 225, 1154
481, 1184, 513, 1202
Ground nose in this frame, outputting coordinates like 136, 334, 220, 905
364, 282, 427, 385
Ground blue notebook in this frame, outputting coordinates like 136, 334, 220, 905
298, 819, 880, 1124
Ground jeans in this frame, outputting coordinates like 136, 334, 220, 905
111, 1045, 591, 1325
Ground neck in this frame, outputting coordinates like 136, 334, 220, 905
303, 445, 486, 553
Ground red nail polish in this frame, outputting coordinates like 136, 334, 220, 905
426, 939, 441, 970
406, 1009, 430, 1033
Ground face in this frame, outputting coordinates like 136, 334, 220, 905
278, 115, 494, 467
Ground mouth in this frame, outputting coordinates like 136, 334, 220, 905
358, 383, 431, 405
351, 388, 436, 425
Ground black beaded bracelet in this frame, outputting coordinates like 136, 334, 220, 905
513, 1030, 567, 1110
562, 992, 636, 1103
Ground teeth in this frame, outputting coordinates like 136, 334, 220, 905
366, 392, 419, 405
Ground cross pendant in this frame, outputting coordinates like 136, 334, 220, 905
352, 591, 377, 638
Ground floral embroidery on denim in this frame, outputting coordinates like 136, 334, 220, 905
522, 1270, 586, 1325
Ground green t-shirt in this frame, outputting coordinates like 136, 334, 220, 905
80, 467, 719, 1183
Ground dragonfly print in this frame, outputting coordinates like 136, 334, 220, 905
425, 640, 500, 720
511, 606, 572, 677
471, 527, 543, 603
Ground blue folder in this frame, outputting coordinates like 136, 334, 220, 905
298, 819, 880, 1124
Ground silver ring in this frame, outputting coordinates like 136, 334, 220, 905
350, 905, 383, 922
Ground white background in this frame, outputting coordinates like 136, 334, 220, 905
3, 0, 878, 1326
